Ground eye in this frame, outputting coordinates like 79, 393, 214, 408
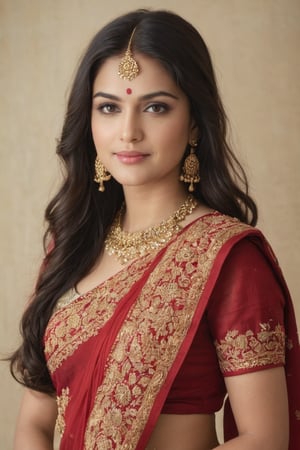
97, 103, 120, 114
145, 103, 169, 114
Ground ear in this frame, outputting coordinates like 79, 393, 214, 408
189, 121, 200, 142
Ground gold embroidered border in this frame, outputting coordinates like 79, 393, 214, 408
44, 257, 152, 373
215, 322, 285, 373
84, 214, 251, 449
55, 387, 70, 437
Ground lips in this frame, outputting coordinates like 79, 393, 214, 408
114, 151, 149, 164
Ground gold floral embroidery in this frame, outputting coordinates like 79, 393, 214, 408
55, 387, 70, 437
44, 214, 262, 449
215, 322, 285, 373
44, 257, 153, 373
83, 214, 251, 449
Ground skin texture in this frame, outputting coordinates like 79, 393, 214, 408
14, 53, 289, 450
14, 389, 57, 450
91, 53, 198, 206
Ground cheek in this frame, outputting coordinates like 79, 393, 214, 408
91, 118, 108, 148
163, 120, 190, 152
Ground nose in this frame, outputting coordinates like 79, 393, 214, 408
120, 109, 143, 143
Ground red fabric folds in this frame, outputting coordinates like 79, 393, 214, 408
57, 244, 169, 449
43, 214, 300, 449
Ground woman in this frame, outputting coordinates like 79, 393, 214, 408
10, 9, 300, 450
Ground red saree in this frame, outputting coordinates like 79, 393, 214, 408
44, 212, 300, 449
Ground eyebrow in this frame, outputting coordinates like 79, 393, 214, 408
92, 90, 179, 101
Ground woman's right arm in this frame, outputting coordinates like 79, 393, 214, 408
14, 388, 58, 450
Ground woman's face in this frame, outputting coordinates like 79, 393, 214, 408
91, 53, 197, 191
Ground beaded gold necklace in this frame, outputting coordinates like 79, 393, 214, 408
105, 195, 198, 265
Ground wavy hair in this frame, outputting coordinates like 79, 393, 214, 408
10, 9, 257, 393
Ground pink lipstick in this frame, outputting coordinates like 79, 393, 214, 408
115, 151, 149, 164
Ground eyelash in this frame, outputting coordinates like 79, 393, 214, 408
145, 103, 169, 114
96, 102, 170, 115
97, 103, 120, 114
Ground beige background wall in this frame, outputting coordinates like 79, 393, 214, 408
1, 0, 299, 447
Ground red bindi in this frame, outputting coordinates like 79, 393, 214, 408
126, 88, 132, 95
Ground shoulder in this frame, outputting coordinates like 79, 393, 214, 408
180, 211, 283, 287
191, 211, 255, 240
208, 233, 286, 317
185, 211, 263, 258
215, 237, 280, 287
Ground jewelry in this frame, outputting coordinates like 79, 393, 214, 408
94, 156, 111, 192
180, 140, 200, 192
105, 195, 198, 264
118, 27, 140, 81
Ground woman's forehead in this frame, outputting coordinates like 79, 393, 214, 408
93, 53, 181, 97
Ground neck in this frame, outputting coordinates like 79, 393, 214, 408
105, 191, 198, 265
121, 184, 189, 233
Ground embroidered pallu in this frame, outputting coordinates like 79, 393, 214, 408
44, 212, 300, 449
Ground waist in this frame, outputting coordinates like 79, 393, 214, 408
146, 413, 219, 450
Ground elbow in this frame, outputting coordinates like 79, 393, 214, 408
239, 430, 289, 450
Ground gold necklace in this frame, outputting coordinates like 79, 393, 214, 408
105, 195, 198, 265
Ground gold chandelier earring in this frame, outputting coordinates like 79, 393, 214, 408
94, 156, 111, 192
180, 139, 200, 192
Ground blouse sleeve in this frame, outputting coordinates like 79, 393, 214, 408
207, 237, 286, 376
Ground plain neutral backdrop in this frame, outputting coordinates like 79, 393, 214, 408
1, 0, 299, 448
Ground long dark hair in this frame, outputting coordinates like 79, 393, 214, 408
10, 9, 257, 393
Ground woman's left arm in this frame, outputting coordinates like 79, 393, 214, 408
213, 366, 289, 450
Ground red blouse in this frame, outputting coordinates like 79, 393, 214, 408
162, 238, 286, 414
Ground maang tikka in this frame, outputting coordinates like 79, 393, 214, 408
180, 139, 200, 192
118, 27, 140, 81
94, 156, 111, 192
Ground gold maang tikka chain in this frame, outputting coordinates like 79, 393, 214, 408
105, 195, 198, 265
118, 27, 140, 81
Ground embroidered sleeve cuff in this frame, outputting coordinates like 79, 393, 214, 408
214, 322, 286, 375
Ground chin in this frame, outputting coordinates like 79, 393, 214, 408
113, 176, 150, 187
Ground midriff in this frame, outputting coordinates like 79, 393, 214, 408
146, 413, 219, 450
